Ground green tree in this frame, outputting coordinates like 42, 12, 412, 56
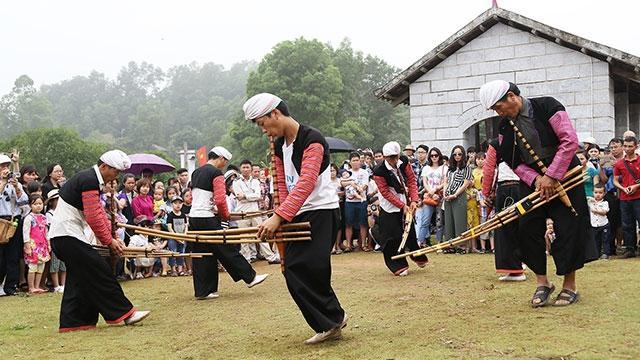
0, 128, 108, 176
0, 75, 54, 137
246, 38, 343, 135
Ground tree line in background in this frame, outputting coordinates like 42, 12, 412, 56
0, 38, 408, 174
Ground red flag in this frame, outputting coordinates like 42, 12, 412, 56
196, 146, 207, 166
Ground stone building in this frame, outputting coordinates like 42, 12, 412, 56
376, 6, 640, 152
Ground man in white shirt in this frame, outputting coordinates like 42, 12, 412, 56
234, 160, 280, 264
341, 152, 370, 251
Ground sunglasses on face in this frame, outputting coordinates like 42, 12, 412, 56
453, 153, 463, 156
430, 154, 439, 157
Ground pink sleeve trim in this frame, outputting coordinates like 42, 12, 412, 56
212, 176, 229, 220
546, 111, 578, 180
482, 146, 497, 197
514, 163, 539, 187
275, 143, 324, 222
82, 190, 112, 245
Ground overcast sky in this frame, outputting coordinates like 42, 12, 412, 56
2, 0, 637, 96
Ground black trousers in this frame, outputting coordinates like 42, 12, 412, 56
0, 217, 22, 294
494, 183, 524, 273
188, 217, 255, 298
379, 209, 428, 275
284, 209, 345, 333
51, 237, 134, 332
517, 179, 597, 276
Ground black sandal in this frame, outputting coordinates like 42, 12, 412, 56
531, 284, 555, 308
553, 289, 580, 306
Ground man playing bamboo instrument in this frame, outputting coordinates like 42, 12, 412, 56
49, 150, 150, 332
479, 80, 592, 307
189, 146, 268, 300
372, 141, 428, 276
244, 93, 347, 345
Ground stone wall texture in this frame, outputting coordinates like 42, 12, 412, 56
409, 23, 613, 153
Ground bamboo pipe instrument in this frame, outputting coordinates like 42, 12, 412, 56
508, 119, 577, 216
270, 136, 287, 273
117, 223, 310, 244
392, 167, 585, 260
397, 207, 415, 253
229, 210, 274, 220
186, 222, 310, 235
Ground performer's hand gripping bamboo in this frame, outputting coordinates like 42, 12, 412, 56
509, 119, 576, 215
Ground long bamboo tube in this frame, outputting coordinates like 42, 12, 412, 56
116, 223, 310, 244
392, 167, 585, 260
270, 136, 287, 273
186, 222, 310, 235
508, 119, 576, 215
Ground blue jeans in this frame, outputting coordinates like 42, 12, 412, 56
415, 206, 430, 245
167, 239, 185, 266
422, 204, 444, 243
620, 199, 640, 253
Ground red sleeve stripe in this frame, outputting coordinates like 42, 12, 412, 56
275, 143, 322, 222
482, 146, 497, 197
275, 156, 289, 204
373, 175, 406, 210
82, 190, 112, 245
212, 176, 229, 220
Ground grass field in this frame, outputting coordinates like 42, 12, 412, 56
1, 252, 639, 359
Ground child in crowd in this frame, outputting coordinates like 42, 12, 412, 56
341, 170, 362, 201
473, 152, 492, 253
163, 186, 179, 215
588, 183, 610, 260
166, 196, 188, 276
128, 215, 155, 279
22, 194, 50, 294
587, 146, 601, 170
181, 188, 192, 215
152, 187, 166, 219
45, 189, 66, 293
150, 220, 170, 276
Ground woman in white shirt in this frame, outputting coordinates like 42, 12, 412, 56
421, 147, 446, 244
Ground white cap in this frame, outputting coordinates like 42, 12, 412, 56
210, 146, 232, 161
243, 93, 283, 120
479, 80, 510, 110
99, 150, 131, 171
224, 170, 237, 180
582, 136, 597, 144
0, 154, 11, 164
382, 141, 401, 157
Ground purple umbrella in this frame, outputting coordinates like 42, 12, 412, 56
127, 153, 176, 175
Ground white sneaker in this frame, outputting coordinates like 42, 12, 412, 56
247, 274, 269, 288
124, 310, 151, 325
0, 288, 5, 297
498, 274, 527, 282
397, 269, 409, 277
135, 273, 144, 279
54, 286, 64, 293
339, 312, 348, 329
196, 292, 220, 300
304, 327, 342, 345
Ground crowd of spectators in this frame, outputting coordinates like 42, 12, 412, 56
1, 131, 639, 295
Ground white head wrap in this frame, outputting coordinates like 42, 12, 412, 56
479, 80, 510, 109
382, 141, 401, 157
99, 150, 131, 171
210, 146, 232, 161
0, 154, 11, 165
582, 136, 597, 145
243, 93, 283, 120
